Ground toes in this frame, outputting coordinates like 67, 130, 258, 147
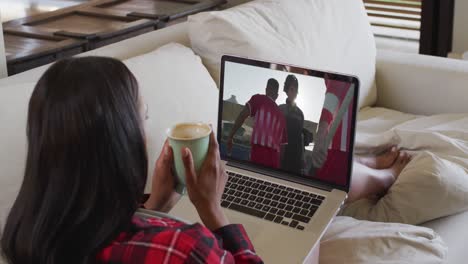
406, 154, 413, 163
398, 153, 406, 164
399, 152, 412, 164
384, 146, 400, 164
382, 145, 398, 156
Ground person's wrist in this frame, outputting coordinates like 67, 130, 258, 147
195, 202, 229, 230
144, 193, 163, 211
144, 192, 180, 213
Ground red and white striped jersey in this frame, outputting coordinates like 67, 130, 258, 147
320, 79, 354, 152
247, 94, 287, 152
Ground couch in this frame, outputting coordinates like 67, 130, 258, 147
1, 1, 467, 263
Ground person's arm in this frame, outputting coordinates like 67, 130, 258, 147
227, 105, 250, 152
144, 140, 181, 212
182, 130, 229, 230
302, 128, 313, 147
309, 90, 334, 173
185, 224, 263, 264
182, 130, 263, 263
213, 224, 263, 263
309, 121, 329, 175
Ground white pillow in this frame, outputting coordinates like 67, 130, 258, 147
188, 0, 377, 109
320, 216, 447, 264
0, 82, 35, 227
123, 43, 219, 192
341, 151, 468, 225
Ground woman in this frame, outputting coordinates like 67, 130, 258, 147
0, 57, 263, 264
279, 75, 305, 174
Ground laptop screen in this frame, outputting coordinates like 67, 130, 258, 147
218, 56, 359, 191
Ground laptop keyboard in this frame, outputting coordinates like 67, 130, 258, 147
221, 171, 325, 231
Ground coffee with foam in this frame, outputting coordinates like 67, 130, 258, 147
169, 123, 211, 140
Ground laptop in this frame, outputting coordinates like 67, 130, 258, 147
170, 55, 359, 263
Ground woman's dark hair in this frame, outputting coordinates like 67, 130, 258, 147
283, 74, 299, 92
1, 57, 148, 264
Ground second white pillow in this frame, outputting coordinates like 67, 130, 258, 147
188, 0, 377, 109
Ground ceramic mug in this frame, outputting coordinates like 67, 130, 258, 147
167, 122, 211, 194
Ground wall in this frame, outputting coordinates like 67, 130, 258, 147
452, 0, 468, 55
0, 10, 7, 78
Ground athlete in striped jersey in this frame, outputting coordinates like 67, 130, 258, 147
305, 75, 353, 186
227, 78, 288, 169
310, 76, 413, 201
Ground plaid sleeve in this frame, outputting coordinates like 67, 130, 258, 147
97, 217, 263, 264
212, 224, 263, 264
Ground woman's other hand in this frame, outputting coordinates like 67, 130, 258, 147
144, 140, 181, 212
182, 130, 229, 230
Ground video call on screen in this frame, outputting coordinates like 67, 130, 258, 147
220, 61, 356, 187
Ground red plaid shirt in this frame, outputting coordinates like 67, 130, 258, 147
97, 214, 263, 263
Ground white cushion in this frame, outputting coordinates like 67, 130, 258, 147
188, 0, 377, 109
422, 211, 468, 264
321, 216, 447, 264
342, 152, 468, 225
0, 82, 35, 227
123, 43, 219, 192
343, 107, 468, 225
375, 49, 468, 115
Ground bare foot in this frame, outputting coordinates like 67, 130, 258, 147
356, 146, 400, 169
372, 153, 411, 199
347, 152, 412, 203
387, 152, 412, 180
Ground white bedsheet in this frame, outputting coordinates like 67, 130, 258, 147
321, 216, 447, 264
349, 107, 468, 264
355, 107, 468, 156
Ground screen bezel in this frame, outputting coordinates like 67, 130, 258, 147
218, 55, 360, 192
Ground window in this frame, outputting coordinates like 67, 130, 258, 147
364, 0, 455, 57
364, 0, 421, 53
365, 0, 421, 40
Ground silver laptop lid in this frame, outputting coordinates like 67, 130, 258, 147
218, 55, 359, 192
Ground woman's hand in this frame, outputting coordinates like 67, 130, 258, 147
144, 140, 181, 213
182, 131, 229, 231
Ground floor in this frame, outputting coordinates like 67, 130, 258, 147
0, 0, 90, 22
